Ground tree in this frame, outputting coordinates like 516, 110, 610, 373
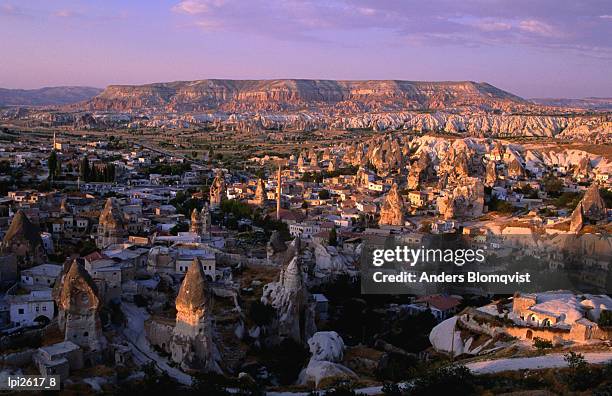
564, 351, 596, 391
191, 373, 230, 395
599, 188, 612, 208
80, 157, 90, 181
328, 226, 338, 246
48, 150, 58, 180
255, 168, 266, 180
318, 189, 330, 199
267, 339, 309, 385
542, 174, 564, 197
170, 222, 189, 235
488, 196, 515, 214
598, 310, 612, 327
248, 300, 275, 327
410, 365, 475, 396
533, 337, 553, 349
0, 160, 11, 174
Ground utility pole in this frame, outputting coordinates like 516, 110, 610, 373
276, 163, 282, 221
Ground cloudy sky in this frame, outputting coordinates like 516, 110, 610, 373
0, 0, 611, 98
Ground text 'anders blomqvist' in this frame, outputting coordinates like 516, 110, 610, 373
372, 271, 532, 285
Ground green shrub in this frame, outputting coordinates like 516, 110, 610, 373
410, 364, 475, 396
533, 337, 553, 349
598, 310, 612, 327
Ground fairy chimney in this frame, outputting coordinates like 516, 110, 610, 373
254, 178, 266, 207
171, 258, 222, 373
379, 184, 406, 226
56, 259, 105, 350
0, 210, 46, 269
261, 240, 316, 344
209, 173, 226, 209
190, 208, 202, 235
96, 198, 126, 249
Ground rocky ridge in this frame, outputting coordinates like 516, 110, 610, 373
81, 79, 529, 113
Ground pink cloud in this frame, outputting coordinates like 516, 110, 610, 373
475, 21, 513, 32
172, 0, 225, 15
519, 19, 559, 37
54, 9, 77, 18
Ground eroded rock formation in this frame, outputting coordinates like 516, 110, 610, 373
485, 161, 498, 187
261, 240, 316, 344
437, 178, 485, 219
407, 151, 433, 189
0, 210, 46, 269
569, 183, 607, 232
171, 258, 222, 373
379, 184, 406, 226
96, 198, 126, 249
209, 173, 226, 209
254, 178, 266, 207
267, 230, 287, 264
190, 208, 203, 235
298, 331, 357, 388
56, 259, 105, 351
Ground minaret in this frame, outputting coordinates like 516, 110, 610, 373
276, 164, 282, 221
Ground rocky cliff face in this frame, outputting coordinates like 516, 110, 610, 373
82, 79, 530, 113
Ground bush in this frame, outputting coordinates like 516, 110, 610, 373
221, 199, 253, 219
191, 373, 230, 395
564, 351, 598, 391
324, 382, 359, 396
267, 339, 310, 385
533, 337, 553, 349
488, 196, 515, 214
598, 310, 612, 327
382, 382, 405, 396
249, 300, 275, 327
410, 365, 476, 396
318, 189, 330, 199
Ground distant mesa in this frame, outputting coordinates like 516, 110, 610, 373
78, 79, 531, 113
530, 97, 612, 111
0, 86, 102, 107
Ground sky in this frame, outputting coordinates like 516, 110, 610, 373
0, 0, 611, 98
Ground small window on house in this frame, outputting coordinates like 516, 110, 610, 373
18, 308, 24, 314
42, 306, 47, 311
83, 332, 89, 337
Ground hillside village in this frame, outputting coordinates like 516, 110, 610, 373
0, 127, 611, 393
